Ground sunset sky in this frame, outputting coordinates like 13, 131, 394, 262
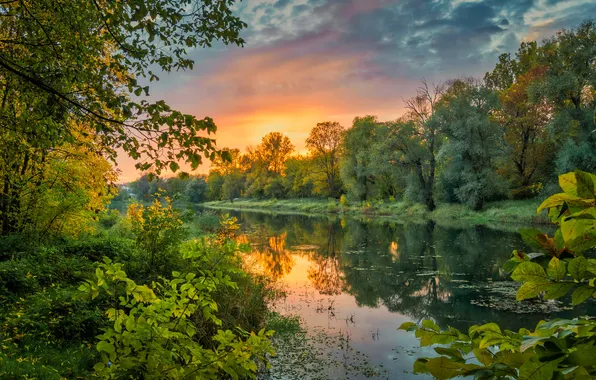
117, 0, 595, 182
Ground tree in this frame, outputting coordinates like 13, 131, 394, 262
210, 149, 244, 176
185, 177, 208, 203
340, 116, 378, 201
283, 157, 316, 198
434, 80, 506, 210
496, 67, 555, 189
399, 79, 444, 210
532, 20, 596, 173
258, 132, 294, 174
306, 122, 345, 197
0, 0, 247, 236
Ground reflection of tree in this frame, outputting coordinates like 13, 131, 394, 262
249, 232, 295, 281
225, 210, 557, 332
307, 224, 345, 295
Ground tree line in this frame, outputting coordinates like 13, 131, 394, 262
128, 20, 596, 212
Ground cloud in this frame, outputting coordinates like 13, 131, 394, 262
116, 0, 593, 180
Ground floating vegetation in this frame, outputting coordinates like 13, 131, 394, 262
262, 325, 389, 380
464, 281, 573, 314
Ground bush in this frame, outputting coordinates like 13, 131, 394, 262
97, 209, 121, 229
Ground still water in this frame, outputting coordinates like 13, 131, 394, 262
215, 210, 588, 379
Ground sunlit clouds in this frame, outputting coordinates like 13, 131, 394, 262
116, 0, 595, 181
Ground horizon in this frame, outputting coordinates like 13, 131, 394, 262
115, 0, 595, 182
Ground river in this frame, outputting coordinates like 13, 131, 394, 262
205, 209, 590, 379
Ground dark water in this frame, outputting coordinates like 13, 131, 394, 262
210, 210, 590, 379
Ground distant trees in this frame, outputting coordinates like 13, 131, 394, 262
123, 20, 596, 213
306, 122, 345, 197
259, 132, 295, 174
399, 80, 444, 211
435, 80, 506, 210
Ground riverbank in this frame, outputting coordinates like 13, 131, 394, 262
202, 198, 550, 225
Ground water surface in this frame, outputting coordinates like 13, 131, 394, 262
213, 210, 588, 379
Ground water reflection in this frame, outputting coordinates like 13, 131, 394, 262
218, 211, 591, 378
233, 212, 588, 329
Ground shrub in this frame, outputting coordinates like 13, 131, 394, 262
80, 240, 274, 379
127, 195, 187, 268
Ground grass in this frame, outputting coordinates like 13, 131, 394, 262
203, 197, 550, 226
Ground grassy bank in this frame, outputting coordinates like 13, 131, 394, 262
203, 198, 550, 225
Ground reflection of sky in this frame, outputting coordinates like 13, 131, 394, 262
231, 210, 596, 378
268, 255, 435, 379
115, 0, 595, 181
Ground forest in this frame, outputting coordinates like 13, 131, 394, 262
1, 0, 596, 379
126, 20, 596, 215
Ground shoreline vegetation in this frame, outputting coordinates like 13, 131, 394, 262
201, 197, 550, 226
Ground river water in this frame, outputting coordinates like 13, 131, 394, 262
209, 210, 590, 379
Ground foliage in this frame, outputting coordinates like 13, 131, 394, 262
435, 80, 507, 210
126, 194, 187, 268
401, 170, 596, 379
306, 121, 345, 197
185, 177, 209, 203
80, 250, 274, 379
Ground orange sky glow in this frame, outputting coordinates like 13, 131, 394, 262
114, 0, 595, 182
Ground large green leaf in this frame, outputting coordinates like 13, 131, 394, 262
571, 285, 594, 306
537, 193, 580, 213
547, 257, 566, 281
511, 262, 549, 283
518, 357, 561, 380
559, 172, 578, 196
568, 256, 587, 281
425, 357, 465, 379
544, 282, 574, 300
575, 170, 596, 199
517, 281, 552, 301
519, 228, 548, 251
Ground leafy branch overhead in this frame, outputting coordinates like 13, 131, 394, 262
400, 170, 596, 379
0, 0, 247, 173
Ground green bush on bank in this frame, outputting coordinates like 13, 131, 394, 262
0, 198, 278, 379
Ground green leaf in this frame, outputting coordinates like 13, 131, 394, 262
479, 332, 509, 349
472, 348, 493, 366
563, 345, 596, 367
398, 322, 417, 331
568, 256, 587, 281
537, 193, 579, 213
571, 285, 593, 305
547, 257, 566, 281
566, 232, 596, 253
511, 262, 549, 283
434, 347, 463, 360
519, 357, 560, 380
517, 281, 551, 301
93, 362, 105, 372
520, 336, 548, 352
520, 228, 547, 251
575, 170, 596, 199
422, 319, 440, 332
97, 341, 115, 356
544, 282, 574, 299
425, 357, 465, 379
559, 172, 578, 196
413, 358, 429, 374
